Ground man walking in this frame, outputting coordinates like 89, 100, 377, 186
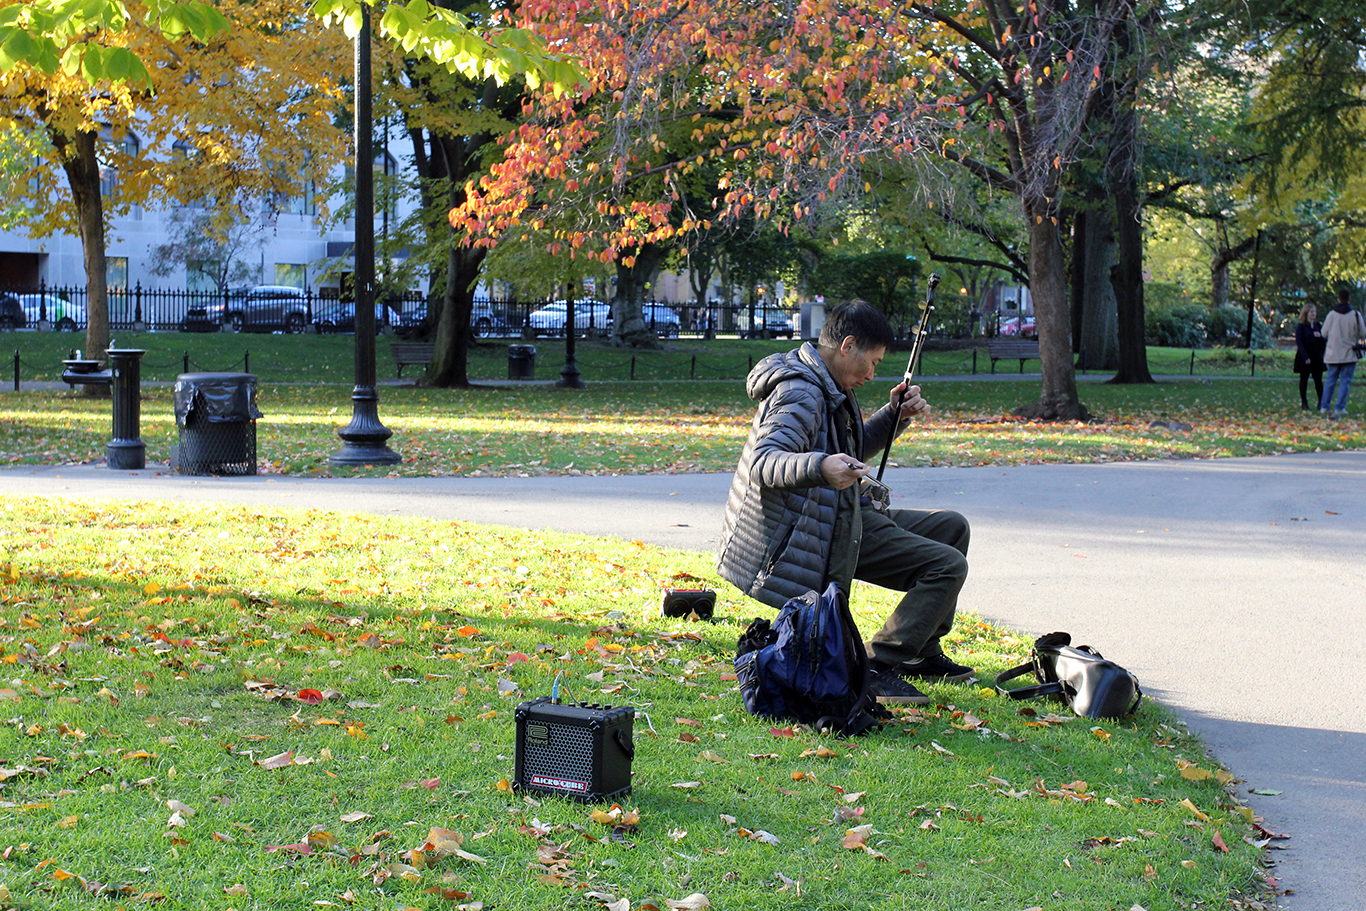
717, 300, 972, 705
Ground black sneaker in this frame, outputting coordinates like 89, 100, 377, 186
899, 654, 976, 682
868, 668, 930, 705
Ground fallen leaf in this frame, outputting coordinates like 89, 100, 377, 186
1180, 798, 1211, 822
697, 751, 728, 764
259, 751, 295, 770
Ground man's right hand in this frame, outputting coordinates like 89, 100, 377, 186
821, 454, 868, 490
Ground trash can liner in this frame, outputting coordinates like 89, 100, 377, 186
174, 373, 264, 427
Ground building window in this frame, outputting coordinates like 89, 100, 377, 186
99, 130, 140, 200
107, 257, 129, 291
186, 260, 222, 292
275, 263, 306, 289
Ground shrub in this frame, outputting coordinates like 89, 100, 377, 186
1146, 301, 1274, 349
1146, 303, 1208, 348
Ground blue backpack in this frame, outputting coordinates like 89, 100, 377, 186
734, 583, 889, 736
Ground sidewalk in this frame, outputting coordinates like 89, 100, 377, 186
3, 452, 1362, 909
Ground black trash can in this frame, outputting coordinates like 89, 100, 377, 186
173, 372, 264, 475
508, 344, 536, 380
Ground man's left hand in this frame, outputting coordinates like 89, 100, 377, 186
891, 381, 931, 421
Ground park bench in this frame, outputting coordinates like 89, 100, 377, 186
987, 339, 1041, 374
391, 342, 434, 377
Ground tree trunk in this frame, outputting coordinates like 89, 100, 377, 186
405, 73, 502, 387
611, 243, 665, 348
1210, 253, 1231, 308
1078, 207, 1119, 372
1106, 7, 1153, 384
54, 128, 109, 390
1019, 210, 1090, 421
427, 241, 484, 387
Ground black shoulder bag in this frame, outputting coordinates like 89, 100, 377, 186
995, 632, 1142, 720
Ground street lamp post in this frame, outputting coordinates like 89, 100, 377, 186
557, 281, 585, 388
331, 3, 400, 468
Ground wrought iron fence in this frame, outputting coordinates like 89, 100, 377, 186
1, 282, 810, 340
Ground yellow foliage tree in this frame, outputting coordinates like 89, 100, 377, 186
0, 0, 351, 360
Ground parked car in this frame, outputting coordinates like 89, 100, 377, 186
17, 293, 86, 331
641, 303, 681, 337
311, 301, 393, 333
997, 315, 1037, 339
738, 307, 794, 339
527, 299, 613, 336
470, 301, 510, 337
208, 285, 310, 333
0, 294, 26, 330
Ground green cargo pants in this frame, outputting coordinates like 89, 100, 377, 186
855, 507, 970, 670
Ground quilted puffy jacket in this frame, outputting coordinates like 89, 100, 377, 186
717, 343, 903, 608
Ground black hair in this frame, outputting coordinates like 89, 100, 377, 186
1339, 288, 1352, 305
818, 299, 895, 351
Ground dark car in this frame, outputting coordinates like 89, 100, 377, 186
0, 294, 25, 330
209, 285, 310, 333
311, 301, 392, 333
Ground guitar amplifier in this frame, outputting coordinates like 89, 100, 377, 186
513, 697, 635, 802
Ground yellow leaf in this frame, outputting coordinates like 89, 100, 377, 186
1180, 766, 1213, 781
1180, 798, 1210, 822
144, 581, 162, 595
57, 815, 79, 829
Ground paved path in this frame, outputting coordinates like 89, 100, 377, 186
3, 452, 1362, 909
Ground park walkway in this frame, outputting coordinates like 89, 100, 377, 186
3, 452, 1362, 910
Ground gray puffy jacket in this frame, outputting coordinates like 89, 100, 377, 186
717, 343, 902, 608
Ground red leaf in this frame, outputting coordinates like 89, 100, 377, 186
1212, 831, 1230, 853
770, 727, 796, 738
297, 689, 324, 704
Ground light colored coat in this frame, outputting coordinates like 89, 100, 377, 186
1322, 305, 1366, 365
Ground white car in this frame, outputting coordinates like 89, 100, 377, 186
527, 299, 613, 336
738, 307, 794, 339
18, 293, 86, 331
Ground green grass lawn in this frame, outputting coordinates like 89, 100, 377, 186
3, 329, 1297, 385
2, 372, 1360, 476
0, 332, 1315, 910
0, 497, 1269, 911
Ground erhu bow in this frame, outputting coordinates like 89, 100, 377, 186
873, 272, 940, 485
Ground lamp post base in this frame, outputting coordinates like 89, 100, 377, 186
329, 385, 401, 466
556, 361, 586, 389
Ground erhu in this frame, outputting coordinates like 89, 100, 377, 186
865, 273, 940, 506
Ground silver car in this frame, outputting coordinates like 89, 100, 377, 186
210, 285, 310, 333
527, 299, 612, 336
